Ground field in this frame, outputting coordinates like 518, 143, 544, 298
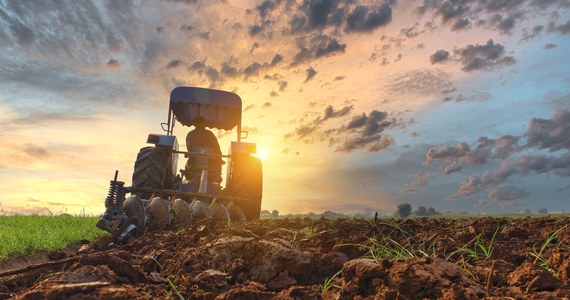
0, 215, 108, 259
0, 216, 569, 299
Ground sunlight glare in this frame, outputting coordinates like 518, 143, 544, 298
257, 148, 268, 160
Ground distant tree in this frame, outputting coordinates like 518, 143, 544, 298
322, 211, 335, 219
427, 207, 440, 216
415, 206, 428, 216
395, 203, 412, 218
271, 210, 279, 218
538, 208, 548, 214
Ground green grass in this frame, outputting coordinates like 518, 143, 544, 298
0, 215, 108, 259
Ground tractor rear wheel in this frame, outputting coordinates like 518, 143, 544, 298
227, 155, 262, 220
132, 146, 174, 199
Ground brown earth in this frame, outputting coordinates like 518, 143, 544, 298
0, 216, 569, 299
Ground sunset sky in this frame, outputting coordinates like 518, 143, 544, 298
1, 0, 569, 216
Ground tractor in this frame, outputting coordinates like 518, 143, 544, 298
96, 86, 263, 243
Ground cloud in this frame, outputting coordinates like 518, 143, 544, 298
451, 17, 470, 31
448, 163, 516, 199
345, 4, 393, 33
479, 185, 530, 209
23, 144, 50, 158
107, 58, 121, 68
291, 35, 347, 66
386, 69, 453, 96
426, 110, 569, 201
270, 53, 284, 66
547, 20, 570, 35
285, 104, 354, 141
430, 50, 450, 64
521, 25, 544, 41
166, 59, 183, 69
454, 39, 516, 72
524, 109, 570, 152
333, 110, 397, 153
545, 43, 557, 49
518, 152, 570, 177
304, 67, 317, 82
425, 135, 520, 174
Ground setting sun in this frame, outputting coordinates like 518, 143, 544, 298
256, 148, 268, 160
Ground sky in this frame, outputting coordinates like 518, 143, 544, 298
0, 0, 569, 216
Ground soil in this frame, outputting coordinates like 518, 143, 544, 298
1, 216, 569, 299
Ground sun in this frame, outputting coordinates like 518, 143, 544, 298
256, 148, 268, 160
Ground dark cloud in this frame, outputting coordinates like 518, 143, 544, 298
278, 80, 287, 91
289, 0, 344, 32
220, 62, 238, 77
427, 110, 569, 201
270, 90, 278, 97
166, 59, 183, 69
454, 39, 516, 72
448, 163, 516, 199
9, 20, 35, 46
547, 20, 570, 35
262, 102, 272, 108
400, 23, 423, 38
23, 144, 50, 158
180, 24, 193, 31
518, 152, 570, 177
545, 43, 557, 49
324, 105, 352, 120
521, 25, 544, 41
107, 58, 121, 68
416, 0, 562, 36
488, 13, 522, 34
304, 67, 317, 82
426, 135, 520, 174
249, 24, 263, 36
291, 35, 346, 66
336, 135, 395, 153
315, 38, 346, 58
430, 50, 450, 64
333, 110, 396, 153
334, 75, 345, 81
199, 31, 210, 40
270, 53, 284, 66
524, 109, 570, 152
451, 17, 470, 31
244, 62, 262, 77
285, 104, 354, 141
287, 0, 393, 36
257, 0, 278, 19
480, 185, 529, 209
345, 4, 393, 32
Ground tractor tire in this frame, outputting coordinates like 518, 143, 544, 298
132, 146, 175, 199
122, 195, 146, 237
227, 155, 262, 220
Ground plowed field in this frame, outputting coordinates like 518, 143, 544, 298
1, 216, 569, 299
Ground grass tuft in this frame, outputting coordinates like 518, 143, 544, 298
0, 215, 108, 259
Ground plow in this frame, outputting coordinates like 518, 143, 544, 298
97, 86, 262, 243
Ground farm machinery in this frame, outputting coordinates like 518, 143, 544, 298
97, 86, 263, 243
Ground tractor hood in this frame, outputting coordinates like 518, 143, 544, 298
170, 86, 242, 130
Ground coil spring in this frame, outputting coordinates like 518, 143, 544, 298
105, 180, 119, 209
